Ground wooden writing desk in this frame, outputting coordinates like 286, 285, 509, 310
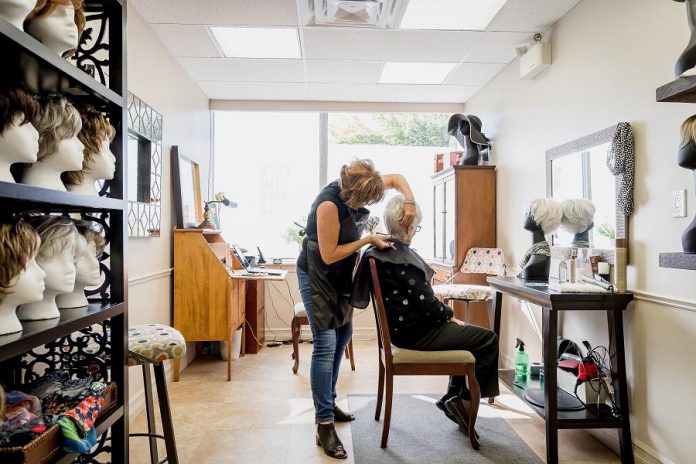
173, 228, 287, 381
487, 276, 634, 464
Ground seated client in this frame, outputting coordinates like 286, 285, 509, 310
352, 196, 499, 429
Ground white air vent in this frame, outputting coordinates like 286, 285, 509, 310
304, 0, 408, 28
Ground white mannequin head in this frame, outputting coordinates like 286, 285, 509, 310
0, 219, 45, 334
0, 88, 40, 183
0, 0, 36, 29
56, 221, 104, 309
24, 0, 85, 58
63, 109, 116, 194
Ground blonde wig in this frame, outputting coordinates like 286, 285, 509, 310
560, 199, 596, 234
24, 215, 78, 260
33, 94, 82, 163
339, 159, 385, 210
0, 219, 41, 304
63, 107, 115, 186
526, 198, 563, 235
0, 88, 39, 135
681, 115, 696, 148
24, 0, 86, 57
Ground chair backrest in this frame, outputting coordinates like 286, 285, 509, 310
368, 258, 394, 361
461, 247, 506, 276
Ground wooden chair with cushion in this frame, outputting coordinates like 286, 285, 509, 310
368, 258, 481, 450
291, 302, 355, 374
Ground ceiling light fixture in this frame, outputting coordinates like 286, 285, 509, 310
307, 0, 408, 28
210, 27, 301, 59
399, 0, 507, 31
379, 62, 457, 84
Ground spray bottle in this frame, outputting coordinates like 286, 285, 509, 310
514, 338, 529, 379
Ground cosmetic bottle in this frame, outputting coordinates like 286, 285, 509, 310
514, 338, 529, 379
559, 258, 568, 284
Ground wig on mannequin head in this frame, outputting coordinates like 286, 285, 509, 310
24, 0, 85, 57
560, 199, 596, 234
0, 88, 39, 136
33, 94, 82, 163
62, 107, 115, 187
74, 220, 106, 257
25, 215, 78, 261
525, 198, 563, 235
0, 219, 41, 305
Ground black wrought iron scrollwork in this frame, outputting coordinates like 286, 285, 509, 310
72, 6, 110, 86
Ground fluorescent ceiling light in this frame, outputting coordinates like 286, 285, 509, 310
400, 0, 507, 30
210, 27, 301, 59
379, 62, 457, 84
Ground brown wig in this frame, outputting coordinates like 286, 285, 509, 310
33, 94, 82, 162
63, 107, 115, 186
74, 220, 106, 258
338, 159, 385, 210
25, 0, 86, 58
0, 88, 40, 135
0, 219, 41, 304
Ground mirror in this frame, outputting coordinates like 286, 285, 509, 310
126, 92, 162, 238
546, 124, 628, 250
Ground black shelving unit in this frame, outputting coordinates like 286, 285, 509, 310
0, 1, 128, 462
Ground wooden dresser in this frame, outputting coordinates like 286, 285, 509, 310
430, 165, 496, 327
173, 229, 246, 380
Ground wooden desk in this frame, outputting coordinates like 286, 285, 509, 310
487, 277, 634, 464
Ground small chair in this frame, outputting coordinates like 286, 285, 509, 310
291, 302, 355, 374
432, 248, 506, 322
368, 258, 481, 450
128, 324, 187, 464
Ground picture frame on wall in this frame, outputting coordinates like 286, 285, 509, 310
171, 146, 203, 228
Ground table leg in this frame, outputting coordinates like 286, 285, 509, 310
173, 358, 181, 382
227, 334, 233, 381
607, 309, 635, 464
491, 290, 502, 337
241, 321, 246, 357
543, 307, 559, 464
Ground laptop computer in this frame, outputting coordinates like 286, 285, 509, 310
231, 244, 283, 275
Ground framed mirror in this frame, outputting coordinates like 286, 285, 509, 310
126, 92, 162, 237
171, 146, 203, 229
546, 124, 628, 249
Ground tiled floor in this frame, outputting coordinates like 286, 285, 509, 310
129, 340, 621, 463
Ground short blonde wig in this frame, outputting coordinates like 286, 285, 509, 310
63, 107, 115, 186
561, 199, 596, 234
339, 159, 385, 210
33, 94, 82, 163
526, 199, 563, 235
0, 219, 41, 304
25, 215, 78, 260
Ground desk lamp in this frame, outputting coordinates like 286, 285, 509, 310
197, 193, 237, 229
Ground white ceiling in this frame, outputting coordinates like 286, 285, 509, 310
130, 0, 582, 103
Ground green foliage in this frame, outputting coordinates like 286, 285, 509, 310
330, 113, 449, 146
596, 222, 616, 240
284, 224, 304, 246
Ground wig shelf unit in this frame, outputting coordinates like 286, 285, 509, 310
656, 77, 696, 270
0, 0, 129, 462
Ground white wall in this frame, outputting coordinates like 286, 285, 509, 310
464, 0, 696, 463
126, 2, 211, 419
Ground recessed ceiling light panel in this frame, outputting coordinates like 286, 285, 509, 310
210, 27, 301, 59
379, 62, 457, 84
400, 0, 507, 30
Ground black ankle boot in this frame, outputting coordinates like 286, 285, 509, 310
333, 404, 355, 422
316, 422, 347, 460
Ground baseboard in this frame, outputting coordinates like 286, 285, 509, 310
264, 327, 375, 341
590, 429, 676, 464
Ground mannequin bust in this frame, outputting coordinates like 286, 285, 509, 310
56, 222, 104, 308
0, 0, 36, 29
679, 115, 696, 253
448, 114, 491, 165
63, 109, 116, 195
0, 219, 45, 335
0, 89, 40, 184
518, 199, 563, 281
674, 0, 696, 78
21, 94, 84, 191
24, 0, 85, 58
18, 216, 77, 321
560, 199, 596, 248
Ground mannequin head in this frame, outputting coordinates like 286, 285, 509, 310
63, 108, 116, 188
26, 215, 78, 294
524, 199, 563, 235
560, 199, 595, 234
73, 221, 105, 286
0, 89, 40, 177
679, 115, 696, 171
0, 219, 45, 306
24, 0, 85, 58
32, 94, 83, 170
0, 0, 36, 29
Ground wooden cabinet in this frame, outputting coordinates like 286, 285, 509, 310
173, 229, 246, 381
430, 165, 497, 327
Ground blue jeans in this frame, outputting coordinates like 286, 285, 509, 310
297, 266, 353, 423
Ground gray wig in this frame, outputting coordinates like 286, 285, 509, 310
383, 195, 422, 241
526, 198, 563, 235
560, 199, 596, 234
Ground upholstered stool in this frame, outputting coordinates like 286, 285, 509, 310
128, 324, 186, 464
291, 302, 355, 374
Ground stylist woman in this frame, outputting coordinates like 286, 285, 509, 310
296, 159, 417, 459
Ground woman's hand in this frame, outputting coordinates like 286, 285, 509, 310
370, 234, 394, 250
399, 202, 417, 229
449, 317, 466, 326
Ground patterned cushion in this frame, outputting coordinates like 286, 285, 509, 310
461, 248, 506, 276
294, 302, 307, 318
432, 284, 492, 301
128, 324, 186, 366
386, 345, 475, 364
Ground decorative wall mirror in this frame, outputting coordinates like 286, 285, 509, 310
171, 146, 203, 229
127, 92, 162, 237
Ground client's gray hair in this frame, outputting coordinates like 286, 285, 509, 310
383, 195, 422, 241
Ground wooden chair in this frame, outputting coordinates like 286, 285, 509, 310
291, 302, 355, 374
369, 258, 481, 450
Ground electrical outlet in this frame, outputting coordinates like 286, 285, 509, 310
673, 189, 687, 218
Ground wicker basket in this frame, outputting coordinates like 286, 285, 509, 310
0, 382, 118, 464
